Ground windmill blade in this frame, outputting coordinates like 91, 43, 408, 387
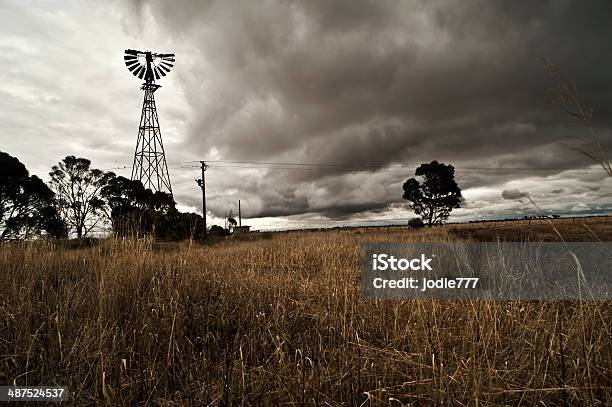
161, 61, 174, 68
153, 56, 174, 65
124, 50, 145, 77
135, 66, 146, 79
132, 65, 142, 77
153, 67, 161, 80
159, 64, 172, 73
154, 66, 166, 78
156, 53, 175, 58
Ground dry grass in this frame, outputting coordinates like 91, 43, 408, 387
1, 224, 611, 405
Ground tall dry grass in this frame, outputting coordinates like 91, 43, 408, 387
0, 228, 611, 405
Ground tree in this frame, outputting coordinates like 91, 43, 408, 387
402, 161, 462, 226
102, 176, 204, 240
102, 176, 171, 235
0, 151, 66, 240
102, 176, 149, 235
49, 156, 115, 238
408, 217, 425, 229
158, 210, 204, 241
209, 225, 230, 237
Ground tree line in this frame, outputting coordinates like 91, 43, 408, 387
1, 150, 462, 240
0, 151, 206, 241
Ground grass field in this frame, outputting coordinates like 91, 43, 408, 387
1, 219, 611, 405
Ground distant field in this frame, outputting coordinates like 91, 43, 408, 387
447, 216, 612, 241
272, 215, 612, 241
1, 221, 611, 405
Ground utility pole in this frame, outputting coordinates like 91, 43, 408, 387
238, 199, 241, 227
195, 161, 208, 238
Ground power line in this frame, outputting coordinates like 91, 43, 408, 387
102, 160, 610, 175
170, 159, 609, 173
167, 160, 202, 165
202, 164, 607, 175
100, 165, 130, 171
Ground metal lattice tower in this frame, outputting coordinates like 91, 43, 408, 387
123, 49, 175, 195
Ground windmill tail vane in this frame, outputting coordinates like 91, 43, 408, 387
124, 49, 175, 195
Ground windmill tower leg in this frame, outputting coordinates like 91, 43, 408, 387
131, 83, 173, 195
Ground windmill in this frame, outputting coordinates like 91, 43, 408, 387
124, 49, 175, 195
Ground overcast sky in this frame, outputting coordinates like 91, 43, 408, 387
1, 0, 611, 230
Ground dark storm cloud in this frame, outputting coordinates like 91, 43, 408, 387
125, 0, 612, 220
